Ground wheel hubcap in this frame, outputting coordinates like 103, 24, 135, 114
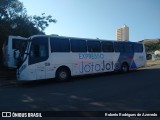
122, 65, 127, 72
59, 71, 67, 79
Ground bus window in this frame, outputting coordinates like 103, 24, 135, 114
124, 43, 134, 53
12, 39, 20, 49
29, 37, 48, 65
87, 40, 101, 52
102, 41, 114, 52
50, 37, 70, 52
134, 43, 143, 53
30, 45, 47, 57
114, 42, 124, 52
71, 39, 87, 52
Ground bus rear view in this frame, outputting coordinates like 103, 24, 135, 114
2, 36, 27, 68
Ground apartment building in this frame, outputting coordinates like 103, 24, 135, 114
116, 24, 129, 41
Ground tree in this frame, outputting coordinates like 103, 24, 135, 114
0, 0, 57, 65
0, 0, 56, 38
144, 41, 160, 52
31, 13, 57, 32
0, 0, 24, 20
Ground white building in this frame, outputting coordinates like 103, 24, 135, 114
116, 24, 129, 41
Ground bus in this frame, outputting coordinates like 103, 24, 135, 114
17, 35, 146, 81
2, 36, 28, 68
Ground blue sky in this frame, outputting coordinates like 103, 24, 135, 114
20, 0, 160, 42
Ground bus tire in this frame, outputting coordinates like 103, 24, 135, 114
56, 67, 71, 82
121, 63, 129, 73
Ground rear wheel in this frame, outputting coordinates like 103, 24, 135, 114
121, 63, 129, 73
56, 68, 70, 82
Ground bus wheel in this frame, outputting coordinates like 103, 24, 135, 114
121, 63, 129, 73
56, 68, 70, 82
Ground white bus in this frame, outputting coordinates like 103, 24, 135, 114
17, 35, 146, 81
2, 36, 27, 68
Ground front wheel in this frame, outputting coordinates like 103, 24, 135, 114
121, 63, 129, 73
56, 68, 70, 82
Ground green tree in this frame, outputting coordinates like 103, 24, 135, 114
144, 42, 160, 52
31, 13, 57, 32
0, 0, 56, 65
0, 0, 56, 38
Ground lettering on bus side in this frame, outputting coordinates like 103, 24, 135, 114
79, 53, 104, 59
79, 60, 114, 73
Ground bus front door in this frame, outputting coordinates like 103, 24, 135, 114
28, 37, 49, 80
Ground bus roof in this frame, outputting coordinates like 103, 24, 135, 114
28, 34, 141, 44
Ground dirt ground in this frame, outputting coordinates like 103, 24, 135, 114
146, 59, 160, 67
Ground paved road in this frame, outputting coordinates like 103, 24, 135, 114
0, 65, 160, 112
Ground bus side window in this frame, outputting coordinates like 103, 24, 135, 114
114, 42, 124, 52
29, 37, 48, 65
134, 43, 143, 53
31, 45, 39, 57
40, 45, 47, 57
87, 40, 101, 52
124, 43, 134, 53
50, 37, 70, 52
102, 41, 114, 52
31, 45, 47, 58
71, 39, 87, 52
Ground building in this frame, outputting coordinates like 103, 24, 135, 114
116, 24, 129, 41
